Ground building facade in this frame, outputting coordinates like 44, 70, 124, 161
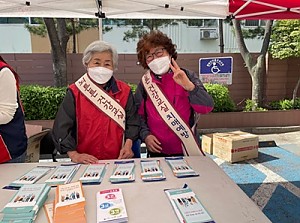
0, 18, 264, 54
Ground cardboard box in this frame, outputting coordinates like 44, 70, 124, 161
201, 134, 214, 154
25, 124, 50, 163
213, 131, 259, 163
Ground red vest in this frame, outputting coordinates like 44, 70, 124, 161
69, 79, 130, 160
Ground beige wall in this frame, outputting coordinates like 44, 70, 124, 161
30, 28, 100, 53
30, 34, 50, 53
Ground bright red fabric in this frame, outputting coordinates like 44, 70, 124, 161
229, 0, 300, 20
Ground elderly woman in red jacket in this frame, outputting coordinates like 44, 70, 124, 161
52, 41, 140, 164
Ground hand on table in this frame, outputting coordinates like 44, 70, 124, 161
118, 139, 134, 159
145, 134, 162, 153
67, 151, 98, 164
118, 145, 134, 159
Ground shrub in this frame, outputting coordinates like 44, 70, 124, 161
204, 83, 235, 112
268, 98, 300, 110
19, 84, 297, 121
243, 99, 267, 112
128, 83, 137, 93
19, 84, 138, 120
294, 98, 300, 109
20, 85, 67, 120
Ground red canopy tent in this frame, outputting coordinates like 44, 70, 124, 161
229, 0, 300, 20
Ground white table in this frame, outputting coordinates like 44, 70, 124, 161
0, 156, 271, 223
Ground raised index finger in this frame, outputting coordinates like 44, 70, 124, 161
171, 58, 180, 70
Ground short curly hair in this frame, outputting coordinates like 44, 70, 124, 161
136, 30, 177, 69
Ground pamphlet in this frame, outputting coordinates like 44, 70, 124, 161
45, 164, 80, 186
1, 184, 51, 222
109, 160, 135, 183
165, 184, 215, 223
53, 181, 86, 223
140, 160, 166, 181
43, 202, 53, 223
165, 157, 199, 178
79, 163, 107, 185
96, 188, 128, 223
9, 166, 55, 188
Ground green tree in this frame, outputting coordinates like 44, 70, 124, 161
25, 18, 111, 87
270, 19, 300, 106
232, 19, 273, 110
112, 19, 180, 42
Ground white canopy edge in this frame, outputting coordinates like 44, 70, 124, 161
0, 0, 229, 19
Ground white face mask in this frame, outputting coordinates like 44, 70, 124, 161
148, 56, 171, 75
87, 67, 113, 84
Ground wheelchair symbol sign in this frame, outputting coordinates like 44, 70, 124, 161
199, 57, 233, 85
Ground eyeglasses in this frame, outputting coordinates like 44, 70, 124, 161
145, 48, 165, 62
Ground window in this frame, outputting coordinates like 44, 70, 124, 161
244, 20, 266, 27
28, 18, 41, 25
187, 19, 217, 28
0, 17, 29, 24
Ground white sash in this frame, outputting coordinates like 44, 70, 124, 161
75, 73, 125, 131
142, 71, 204, 156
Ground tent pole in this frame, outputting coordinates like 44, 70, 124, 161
98, 18, 103, 40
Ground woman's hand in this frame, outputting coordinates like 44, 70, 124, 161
67, 151, 98, 164
145, 134, 162, 153
118, 139, 134, 159
170, 58, 195, 91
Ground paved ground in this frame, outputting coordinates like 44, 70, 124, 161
204, 127, 300, 223
257, 130, 300, 156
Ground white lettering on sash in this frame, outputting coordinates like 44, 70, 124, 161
75, 74, 125, 130
142, 71, 203, 156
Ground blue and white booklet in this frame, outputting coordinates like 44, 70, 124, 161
165, 157, 199, 178
165, 184, 215, 223
78, 163, 108, 185
6, 166, 55, 189
140, 160, 166, 181
109, 160, 135, 183
44, 164, 80, 186
1, 183, 51, 222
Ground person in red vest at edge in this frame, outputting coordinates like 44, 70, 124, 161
52, 41, 140, 164
134, 30, 214, 158
0, 56, 27, 163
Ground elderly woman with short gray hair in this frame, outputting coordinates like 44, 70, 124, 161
52, 40, 140, 164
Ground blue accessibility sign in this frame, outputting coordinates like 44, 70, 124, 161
199, 57, 233, 85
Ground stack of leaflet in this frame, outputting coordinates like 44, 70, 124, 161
140, 160, 166, 181
7, 166, 54, 189
43, 202, 54, 223
165, 184, 215, 223
0, 183, 51, 223
53, 181, 86, 223
96, 188, 128, 223
78, 163, 108, 185
109, 160, 135, 183
45, 164, 80, 186
165, 157, 199, 178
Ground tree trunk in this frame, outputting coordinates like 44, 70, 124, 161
44, 18, 69, 87
71, 19, 77, 53
233, 19, 273, 110
251, 55, 265, 108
